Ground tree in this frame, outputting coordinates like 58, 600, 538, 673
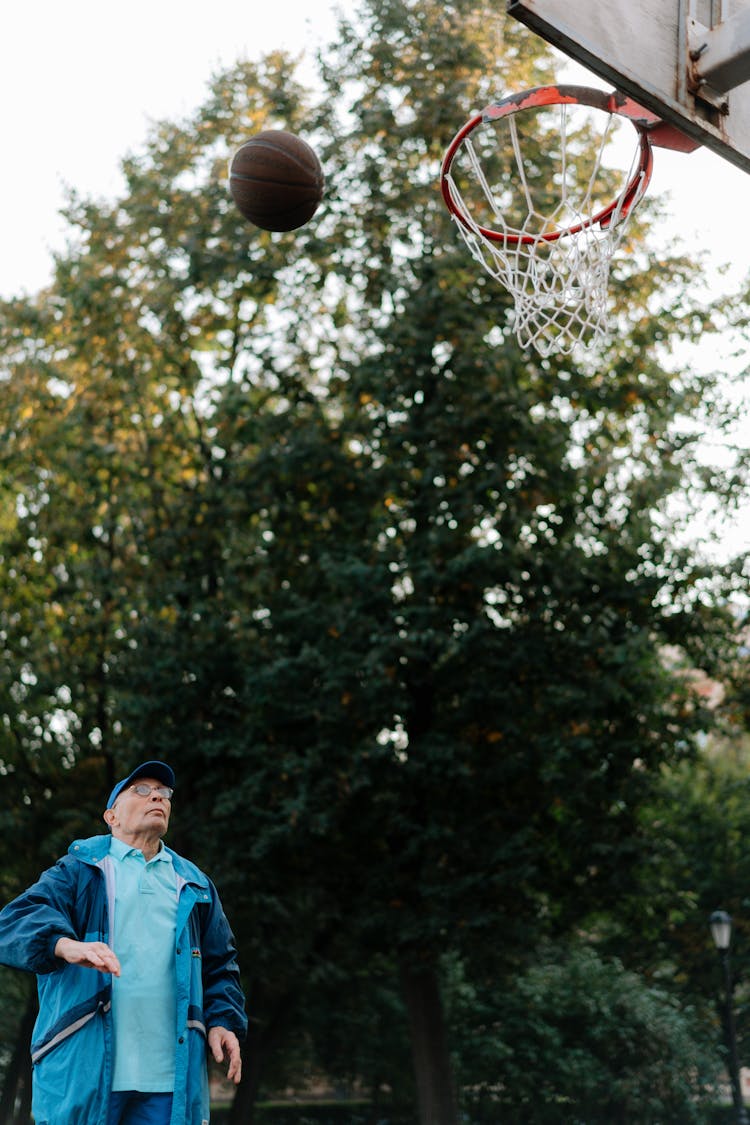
625, 726, 750, 1070
448, 943, 721, 1123
237, 1, 739, 1119
0, 969, 35, 1125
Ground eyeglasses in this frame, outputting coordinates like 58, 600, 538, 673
128, 783, 174, 800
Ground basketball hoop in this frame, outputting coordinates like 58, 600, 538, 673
441, 86, 657, 356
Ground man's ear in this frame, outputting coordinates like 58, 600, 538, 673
103, 808, 117, 829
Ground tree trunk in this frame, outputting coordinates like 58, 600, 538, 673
0, 989, 36, 1125
228, 986, 297, 1125
399, 957, 458, 1125
14, 1061, 31, 1125
227, 1069, 257, 1125
228, 1009, 264, 1125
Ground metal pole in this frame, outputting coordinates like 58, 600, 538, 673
720, 947, 749, 1125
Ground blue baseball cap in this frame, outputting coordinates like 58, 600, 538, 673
106, 760, 175, 809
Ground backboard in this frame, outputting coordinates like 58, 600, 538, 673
507, 0, 750, 173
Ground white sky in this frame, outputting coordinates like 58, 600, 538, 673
0, 0, 338, 298
0, 2, 748, 554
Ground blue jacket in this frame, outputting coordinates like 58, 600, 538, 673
0, 835, 247, 1125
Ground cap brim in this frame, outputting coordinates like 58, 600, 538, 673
107, 760, 175, 808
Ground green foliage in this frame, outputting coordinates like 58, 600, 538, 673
623, 731, 750, 1070
0, 968, 33, 1068
450, 944, 721, 1124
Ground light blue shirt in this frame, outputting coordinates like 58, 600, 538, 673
109, 836, 178, 1092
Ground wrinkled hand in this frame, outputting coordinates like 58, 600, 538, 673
54, 937, 121, 976
208, 1025, 242, 1084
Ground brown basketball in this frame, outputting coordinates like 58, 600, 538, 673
228, 130, 324, 232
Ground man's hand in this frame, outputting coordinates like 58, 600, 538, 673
208, 1025, 242, 1084
54, 937, 121, 976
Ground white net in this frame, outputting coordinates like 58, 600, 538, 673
443, 96, 652, 357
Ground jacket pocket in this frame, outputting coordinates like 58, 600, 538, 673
31, 990, 110, 1064
31, 993, 110, 1125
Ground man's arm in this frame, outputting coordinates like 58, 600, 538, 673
0, 859, 84, 974
197, 878, 248, 1073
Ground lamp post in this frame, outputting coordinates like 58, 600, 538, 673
710, 910, 749, 1125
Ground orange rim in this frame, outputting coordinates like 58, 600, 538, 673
440, 85, 654, 245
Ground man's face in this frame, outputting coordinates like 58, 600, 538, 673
107, 776, 172, 839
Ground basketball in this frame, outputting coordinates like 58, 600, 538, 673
228, 130, 324, 232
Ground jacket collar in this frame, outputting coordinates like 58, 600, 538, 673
69, 835, 209, 888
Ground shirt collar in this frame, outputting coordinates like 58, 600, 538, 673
109, 835, 171, 864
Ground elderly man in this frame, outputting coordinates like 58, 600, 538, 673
0, 760, 247, 1125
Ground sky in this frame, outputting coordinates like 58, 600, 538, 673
0, 0, 339, 299
1, 1, 748, 553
